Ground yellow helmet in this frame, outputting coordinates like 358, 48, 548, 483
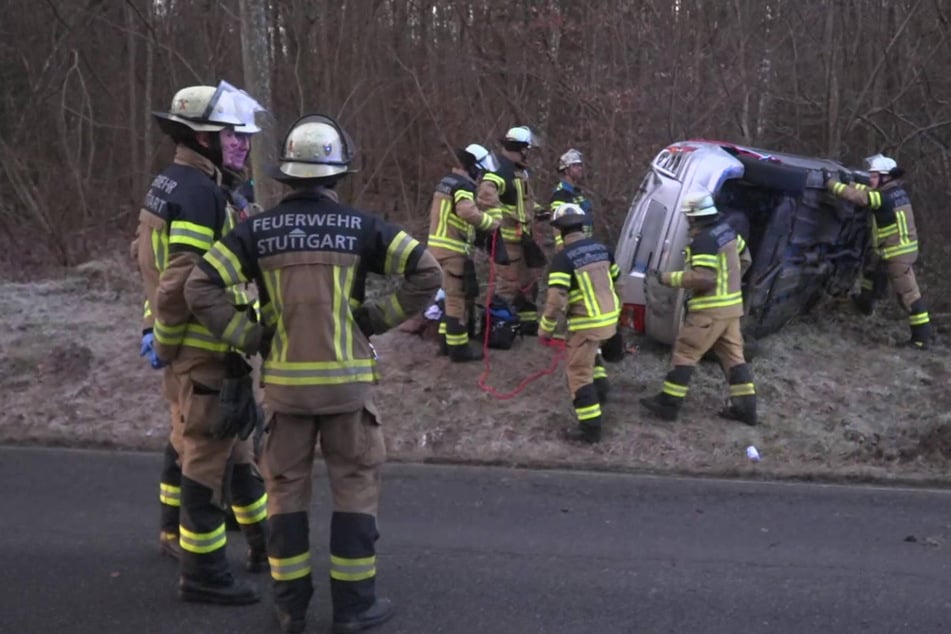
269, 114, 356, 182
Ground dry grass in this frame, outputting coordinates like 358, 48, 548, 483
2, 259, 950, 486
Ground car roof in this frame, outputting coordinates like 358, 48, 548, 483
677, 139, 849, 171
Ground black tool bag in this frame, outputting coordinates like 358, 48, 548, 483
213, 352, 259, 440
483, 297, 521, 350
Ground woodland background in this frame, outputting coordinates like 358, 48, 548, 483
1, 0, 950, 312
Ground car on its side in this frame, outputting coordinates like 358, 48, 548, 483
613, 140, 869, 345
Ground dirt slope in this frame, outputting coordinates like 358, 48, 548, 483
1, 259, 949, 484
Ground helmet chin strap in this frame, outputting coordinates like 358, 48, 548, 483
185, 131, 224, 168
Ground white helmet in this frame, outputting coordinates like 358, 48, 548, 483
503, 125, 535, 148
558, 148, 583, 172
213, 81, 265, 134
681, 193, 718, 217
153, 85, 243, 133
864, 153, 898, 174
463, 143, 499, 173
269, 114, 356, 182
550, 202, 587, 229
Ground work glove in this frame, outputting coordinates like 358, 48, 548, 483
212, 352, 258, 440
139, 330, 166, 369
646, 268, 665, 286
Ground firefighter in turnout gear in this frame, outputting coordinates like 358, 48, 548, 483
825, 154, 931, 350
538, 203, 620, 443
477, 125, 546, 335
549, 149, 594, 250
640, 193, 757, 425
427, 144, 502, 362
141, 83, 269, 605
185, 113, 442, 633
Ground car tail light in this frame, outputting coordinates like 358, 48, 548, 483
620, 303, 646, 334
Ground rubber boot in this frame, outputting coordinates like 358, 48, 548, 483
437, 318, 448, 356
563, 423, 601, 444
907, 299, 932, 350
446, 316, 482, 362
721, 363, 757, 425
565, 384, 602, 443
179, 575, 260, 605
270, 512, 314, 633
159, 531, 183, 560
448, 342, 483, 362
593, 356, 609, 403
159, 442, 182, 559
243, 521, 269, 573
332, 597, 395, 633
641, 366, 692, 421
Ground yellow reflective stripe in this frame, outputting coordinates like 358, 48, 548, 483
263, 360, 377, 386
609, 263, 620, 280
475, 212, 495, 231
330, 555, 376, 582
576, 271, 598, 317
445, 331, 468, 345
539, 315, 558, 332
379, 294, 406, 328
260, 301, 277, 328
867, 190, 882, 209
517, 309, 538, 321
514, 178, 526, 225
832, 182, 847, 195
427, 235, 469, 254
729, 383, 756, 397
151, 227, 168, 273
160, 483, 180, 507
453, 189, 474, 203
717, 253, 728, 297
569, 312, 620, 330
384, 231, 419, 274
663, 381, 688, 398
688, 291, 743, 310
153, 319, 186, 345
221, 310, 255, 349
232, 493, 268, 525
499, 226, 521, 241
876, 224, 899, 239
737, 235, 747, 253
909, 312, 930, 326
548, 271, 571, 288
179, 523, 226, 554
143, 299, 152, 320
204, 244, 244, 286
332, 265, 353, 361
269, 552, 311, 581
262, 269, 288, 362
483, 172, 506, 194
576, 403, 601, 421
169, 220, 215, 251
181, 322, 230, 352
690, 254, 719, 268
882, 242, 918, 259
670, 271, 684, 287
593, 365, 608, 379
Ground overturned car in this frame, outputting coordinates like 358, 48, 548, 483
614, 140, 869, 345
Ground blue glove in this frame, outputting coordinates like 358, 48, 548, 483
139, 331, 166, 369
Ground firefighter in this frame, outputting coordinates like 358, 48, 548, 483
184, 113, 442, 633
548, 149, 594, 250
825, 154, 932, 350
477, 125, 547, 335
538, 203, 621, 443
143, 83, 269, 605
640, 193, 757, 425
427, 144, 503, 362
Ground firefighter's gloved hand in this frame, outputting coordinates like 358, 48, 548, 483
353, 304, 387, 338
646, 268, 664, 286
139, 330, 166, 370
213, 353, 258, 440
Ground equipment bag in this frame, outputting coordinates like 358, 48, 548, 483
483, 297, 521, 350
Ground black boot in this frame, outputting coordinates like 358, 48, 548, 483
851, 291, 875, 316
640, 393, 681, 421
332, 597, 395, 633
179, 575, 260, 605
907, 299, 932, 350
274, 605, 306, 634
159, 531, 183, 560
641, 366, 692, 421
448, 342, 483, 362
722, 363, 757, 425
446, 316, 482, 362
563, 424, 601, 444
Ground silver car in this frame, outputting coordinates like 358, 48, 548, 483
614, 140, 869, 345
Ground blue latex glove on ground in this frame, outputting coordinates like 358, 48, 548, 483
139, 331, 166, 369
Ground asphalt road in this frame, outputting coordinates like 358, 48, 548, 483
1, 446, 950, 634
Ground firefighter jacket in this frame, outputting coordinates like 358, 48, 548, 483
549, 180, 594, 249
477, 154, 536, 242
184, 187, 442, 416
427, 168, 498, 259
662, 217, 748, 319
539, 231, 620, 339
139, 146, 251, 363
828, 179, 919, 263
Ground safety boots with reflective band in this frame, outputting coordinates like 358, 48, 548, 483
178, 476, 259, 605
268, 512, 314, 632
641, 366, 693, 421
332, 597, 396, 633
159, 442, 182, 556
228, 463, 270, 573
159, 531, 183, 560
565, 383, 602, 443
444, 316, 483, 362
720, 363, 757, 426
907, 299, 932, 350
593, 356, 609, 403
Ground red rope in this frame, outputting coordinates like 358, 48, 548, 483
476, 231, 564, 400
